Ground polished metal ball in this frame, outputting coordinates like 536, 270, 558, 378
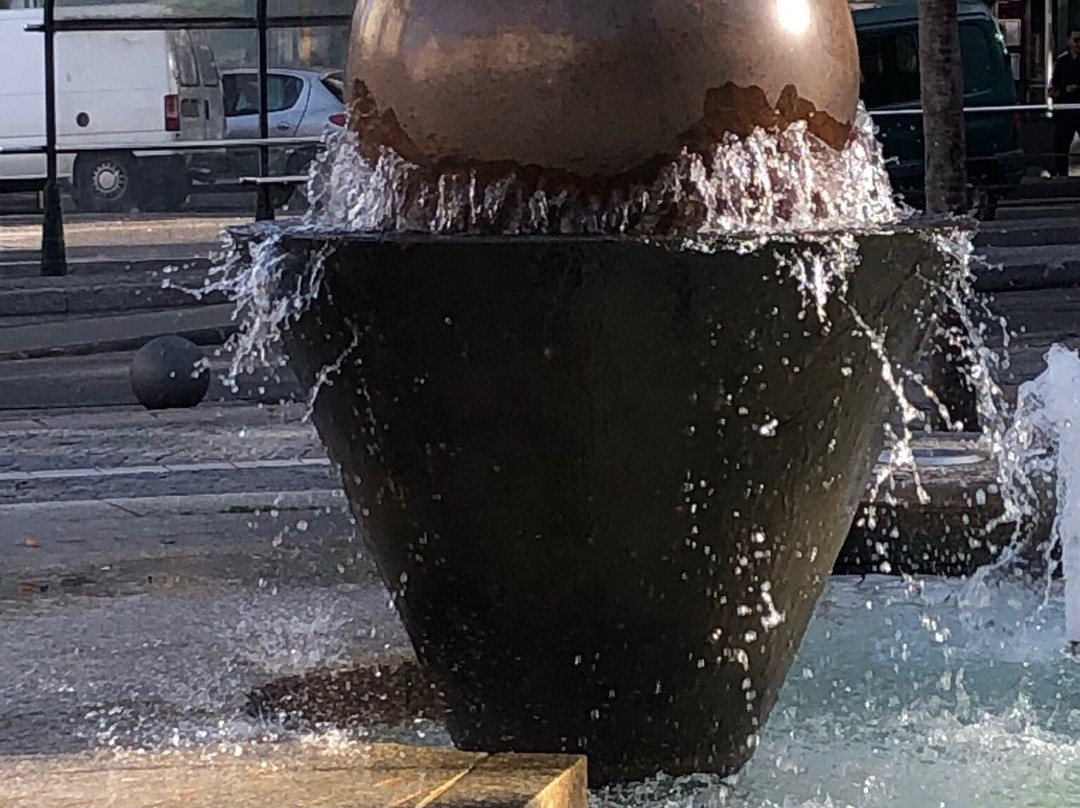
130, 335, 210, 410
346, 0, 859, 176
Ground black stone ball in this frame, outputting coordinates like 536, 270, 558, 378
130, 335, 210, 410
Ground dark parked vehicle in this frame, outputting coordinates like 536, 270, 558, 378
852, 0, 1024, 218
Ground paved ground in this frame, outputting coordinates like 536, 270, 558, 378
0, 402, 414, 759
0, 349, 300, 410
0, 213, 251, 253
0, 214, 245, 256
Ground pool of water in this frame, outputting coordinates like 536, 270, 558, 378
599, 575, 1080, 808
4, 570, 1076, 806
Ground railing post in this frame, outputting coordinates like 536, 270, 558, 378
255, 0, 274, 222
1046, 0, 1055, 106
40, 0, 67, 278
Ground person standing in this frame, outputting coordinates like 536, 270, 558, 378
1050, 28, 1080, 176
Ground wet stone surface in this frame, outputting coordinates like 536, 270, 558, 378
0, 403, 322, 475
0, 401, 412, 760
0, 580, 412, 758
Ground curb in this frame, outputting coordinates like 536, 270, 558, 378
0, 488, 345, 517
0, 255, 213, 279
974, 260, 1080, 292
0, 268, 222, 319
0, 303, 237, 360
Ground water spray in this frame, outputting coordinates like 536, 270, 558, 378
1013, 344, 1080, 657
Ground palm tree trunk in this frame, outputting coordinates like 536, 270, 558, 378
919, 0, 978, 430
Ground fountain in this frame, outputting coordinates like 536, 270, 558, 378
221, 0, 966, 786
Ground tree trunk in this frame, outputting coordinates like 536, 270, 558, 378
918, 0, 968, 213
919, 0, 978, 431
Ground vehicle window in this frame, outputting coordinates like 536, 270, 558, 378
960, 24, 999, 94
322, 74, 345, 103
222, 74, 303, 116
859, 23, 1004, 107
190, 31, 220, 88
222, 74, 247, 116
858, 31, 920, 106
173, 31, 200, 88
269, 75, 304, 112
858, 35, 888, 107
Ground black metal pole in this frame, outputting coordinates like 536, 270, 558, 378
41, 0, 67, 277
255, 0, 274, 221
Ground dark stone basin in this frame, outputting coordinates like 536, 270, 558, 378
252, 226, 953, 784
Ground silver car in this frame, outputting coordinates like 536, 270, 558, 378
213, 67, 345, 205
222, 67, 345, 140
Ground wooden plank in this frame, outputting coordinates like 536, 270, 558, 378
0, 743, 587, 808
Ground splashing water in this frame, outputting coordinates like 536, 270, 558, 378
303, 107, 900, 237
592, 575, 1080, 808
206, 106, 908, 413
998, 345, 1080, 655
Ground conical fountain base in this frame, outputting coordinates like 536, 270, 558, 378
261, 226, 954, 784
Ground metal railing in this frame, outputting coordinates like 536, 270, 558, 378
866, 102, 1080, 176
868, 102, 1080, 117
14, 0, 1080, 277
22, 0, 351, 276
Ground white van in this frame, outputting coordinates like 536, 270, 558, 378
0, 5, 226, 212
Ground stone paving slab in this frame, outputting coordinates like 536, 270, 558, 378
0, 351, 302, 410
0, 214, 247, 251
0, 743, 587, 808
0, 457, 330, 483
0, 462, 337, 506
0, 489, 352, 597
0, 400, 304, 427
0, 403, 317, 468
0, 304, 236, 359
0, 253, 213, 279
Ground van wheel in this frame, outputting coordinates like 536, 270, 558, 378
74, 153, 139, 213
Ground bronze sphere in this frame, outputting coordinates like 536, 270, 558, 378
346, 0, 860, 177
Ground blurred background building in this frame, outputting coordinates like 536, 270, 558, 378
2, 1, 1078, 104
0, 0, 352, 70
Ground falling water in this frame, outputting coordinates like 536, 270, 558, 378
1004, 345, 1080, 655
301, 106, 900, 237
206, 106, 913, 421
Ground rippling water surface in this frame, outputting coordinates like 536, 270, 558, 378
598, 575, 1080, 808
6, 574, 1076, 806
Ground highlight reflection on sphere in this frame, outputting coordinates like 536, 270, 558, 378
776, 0, 813, 35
